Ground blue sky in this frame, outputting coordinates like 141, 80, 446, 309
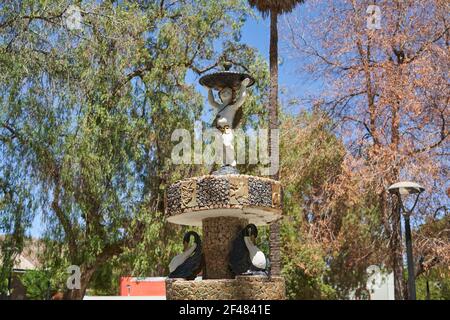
240, 14, 308, 97
236, 12, 321, 115
194, 11, 316, 121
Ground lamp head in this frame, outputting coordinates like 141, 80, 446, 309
388, 181, 425, 195
388, 181, 425, 215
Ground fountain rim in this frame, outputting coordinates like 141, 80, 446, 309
166, 206, 282, 227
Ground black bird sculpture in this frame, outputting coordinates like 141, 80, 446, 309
168, 231, 203, 280
229, 224, 268, 276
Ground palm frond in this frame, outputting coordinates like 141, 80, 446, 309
248, 0, 305, 15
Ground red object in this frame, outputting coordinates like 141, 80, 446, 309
119, 277, 166, 297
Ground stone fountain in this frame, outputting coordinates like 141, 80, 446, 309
165, 64, 285, 300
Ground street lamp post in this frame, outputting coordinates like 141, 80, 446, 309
388, 181, 425, 300
403, 212, 415, 299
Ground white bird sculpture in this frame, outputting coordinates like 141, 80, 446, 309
168, 231, 203, 280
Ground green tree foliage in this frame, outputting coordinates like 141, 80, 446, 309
20, 270, 51, 300
0, 0, 268, 299
416, 267, 450, 300
280, 110, 384, 299
280, 110, 342, 299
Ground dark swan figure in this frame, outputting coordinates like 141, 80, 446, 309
168, 231, 203, 280
229, 224, 268, 276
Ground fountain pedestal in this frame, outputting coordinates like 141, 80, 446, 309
165, 174, 285, 300
202, 216, 248, 279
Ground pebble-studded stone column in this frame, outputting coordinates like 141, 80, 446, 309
165, 276, 286, 300
202, 216, 248, 279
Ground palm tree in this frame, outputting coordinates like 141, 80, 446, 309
248, 0, 305, 276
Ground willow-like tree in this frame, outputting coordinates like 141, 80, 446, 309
248, 0, 305, 276
0, 0, 267, 299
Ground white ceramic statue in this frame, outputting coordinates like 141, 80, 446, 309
244, 235, 267, 270
169, 242, 197, 273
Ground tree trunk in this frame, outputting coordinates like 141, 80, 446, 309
389, 83, 405, 299
63, 267, 96, 300
268, 8, 281, 276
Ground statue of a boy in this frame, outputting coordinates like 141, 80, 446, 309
204, 77, 250, 169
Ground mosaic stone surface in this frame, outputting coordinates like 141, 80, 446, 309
197, 176, 229, 207
165, 174, 283, 217
166, 276, 286, 300
248, 177, 272, 207
166, 182, 181, 213
202, 216, 248, 279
